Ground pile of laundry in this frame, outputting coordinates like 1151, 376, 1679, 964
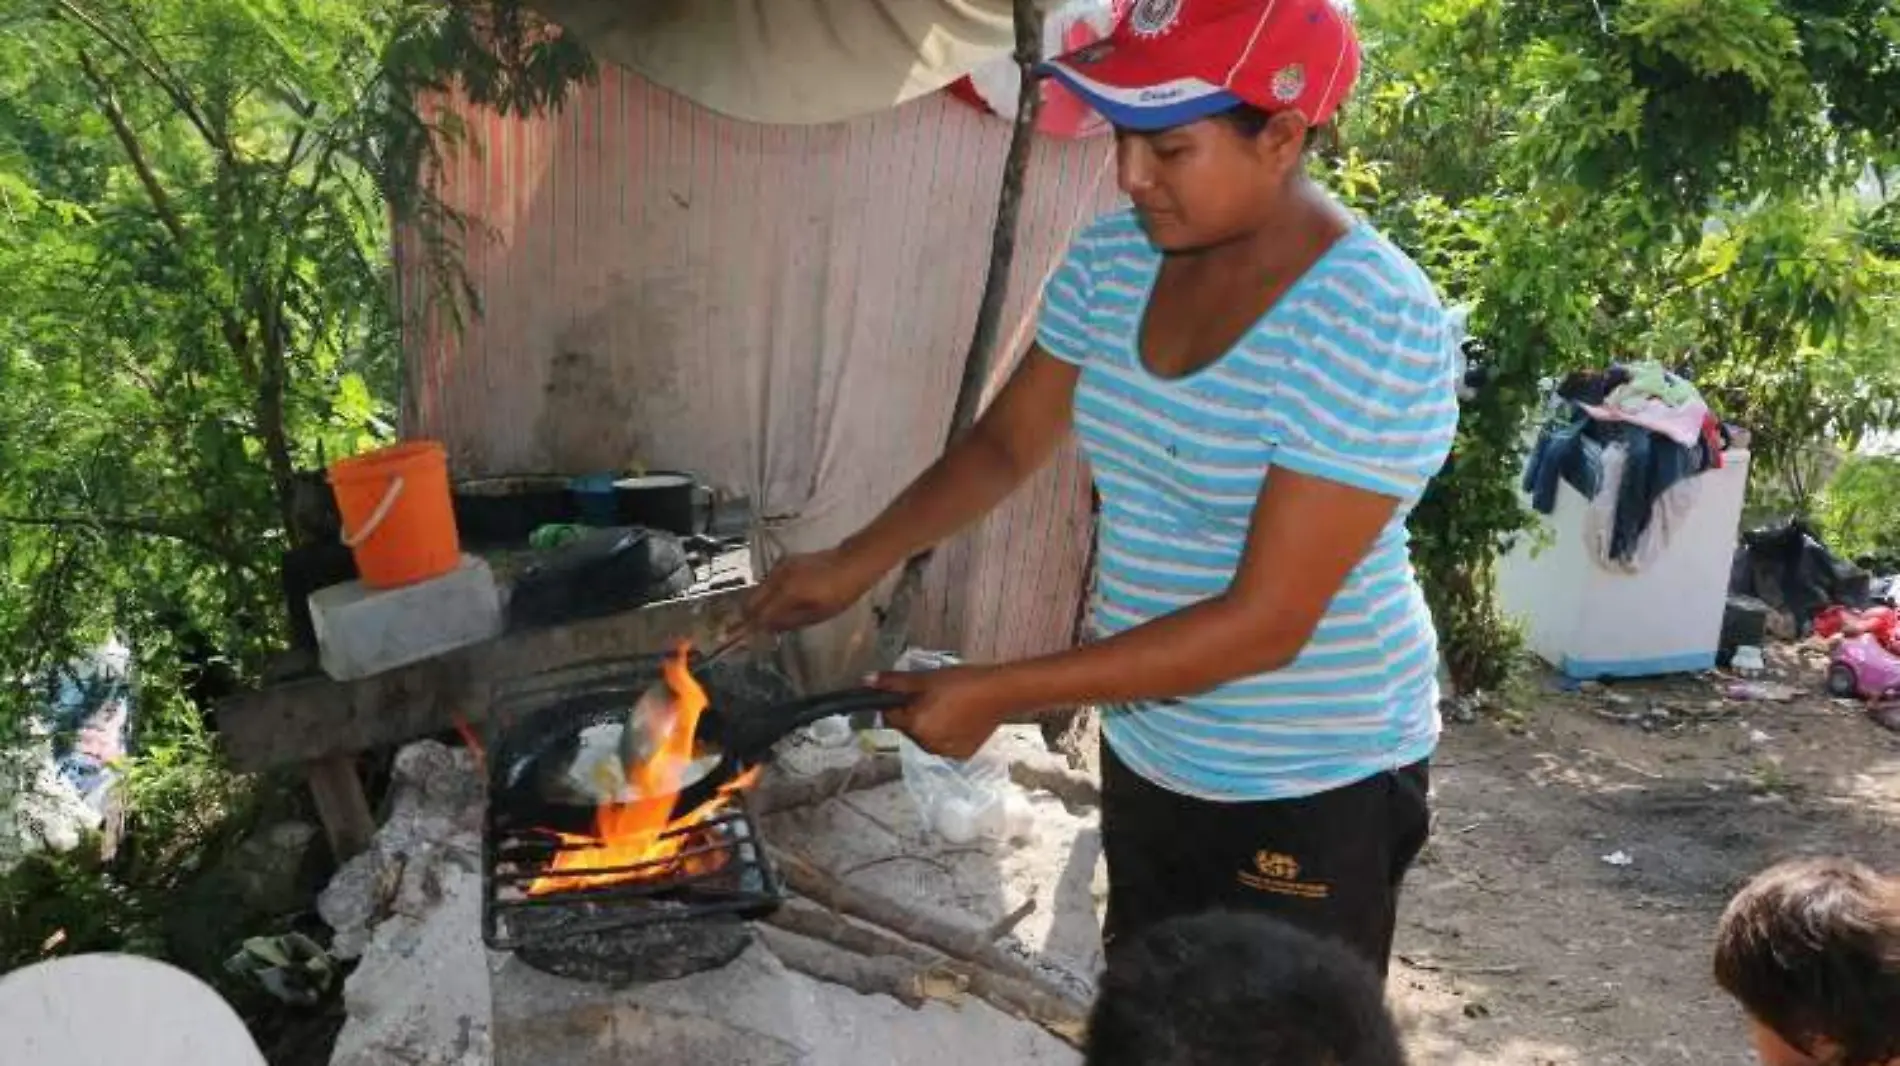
0, 639, 134, 873
1522, 362, 1740, 570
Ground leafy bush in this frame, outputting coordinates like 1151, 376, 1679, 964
1339, 0, 1900, 694
0, 0, 592, 1043
1817, 454, 1900, 568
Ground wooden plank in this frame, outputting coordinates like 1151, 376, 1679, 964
217, 588, 746, 772
306, 755, 376, 860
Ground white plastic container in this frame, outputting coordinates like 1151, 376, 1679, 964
1497, 450, 1750, 680
309, 554, 503, 680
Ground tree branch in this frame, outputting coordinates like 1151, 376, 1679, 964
54, 0, 224, 153
270, 98, 319, 217
76, 50, 188, 248
75, 48, 255, 382
0, 513, 252, 571
874, 0, 1045, 663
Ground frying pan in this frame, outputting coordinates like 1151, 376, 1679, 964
493, 682, 910, 836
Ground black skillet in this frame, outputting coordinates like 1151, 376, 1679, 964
493, 683, 909, 836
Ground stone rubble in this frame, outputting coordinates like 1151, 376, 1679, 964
322, 731, 1100, 1066
320, 742, 490, 1066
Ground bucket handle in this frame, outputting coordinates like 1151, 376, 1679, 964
340, 476, 404, 549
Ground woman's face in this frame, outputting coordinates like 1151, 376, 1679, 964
1114, 111, 1305, 254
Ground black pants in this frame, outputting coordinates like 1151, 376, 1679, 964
1099, 739, 1431, 974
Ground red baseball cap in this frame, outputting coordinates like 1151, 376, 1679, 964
1041, 0, 1361, 132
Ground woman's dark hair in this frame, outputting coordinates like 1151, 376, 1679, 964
1087, 911, 1408, 1066
1713, 858, 1900, 1065
1217, 103, 1338, 154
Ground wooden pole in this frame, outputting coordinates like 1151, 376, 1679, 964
306, 754, 375, 860
874, 0, 1045, 665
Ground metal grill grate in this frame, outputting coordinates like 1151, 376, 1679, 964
478, 654, 790, 955
482, 793, 781, 951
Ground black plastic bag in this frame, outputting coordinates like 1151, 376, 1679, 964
1729, 518, 1870, 633
507, 526, 694, 630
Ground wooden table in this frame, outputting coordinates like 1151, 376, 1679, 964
217, 571, 750, 858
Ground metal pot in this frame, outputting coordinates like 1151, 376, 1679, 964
452, 476, 576, 548
613, 472, 710, 536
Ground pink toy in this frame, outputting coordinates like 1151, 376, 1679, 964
1812, 605, 1900, 652
1825, 634, 1900, 701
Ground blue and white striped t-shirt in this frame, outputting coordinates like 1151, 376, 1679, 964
1038, 209, 1461, 802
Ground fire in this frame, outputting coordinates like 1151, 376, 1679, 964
525, 644, 759, 896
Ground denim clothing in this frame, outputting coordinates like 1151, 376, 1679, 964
1524, 403, 1716, 563
1523, 405, 1604, 515
1603, 422, 1706, 561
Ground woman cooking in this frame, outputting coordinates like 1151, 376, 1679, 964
745, 0, 1460, 973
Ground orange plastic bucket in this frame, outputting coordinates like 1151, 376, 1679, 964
327, 440, 461, 589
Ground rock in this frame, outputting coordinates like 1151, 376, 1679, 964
388, 740, 484, 833
491, 944, 1081, 1066
394, 853, 444, 919
329, 862, 490, 1066
325, 732, 1088, 1066
498, 994, 802, 1066
318, 850, 401, 961
317, 738, 492, 1064
225, 820, 320, 916
319, 739, 483, 960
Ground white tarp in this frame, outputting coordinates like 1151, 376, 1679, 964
526, 0, 1059, 125
401, 68, 1118, 685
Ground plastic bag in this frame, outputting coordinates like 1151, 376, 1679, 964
890, 649, 1015, 844
507, 526, 692, 629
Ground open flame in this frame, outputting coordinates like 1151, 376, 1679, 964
526, 643, 759, 896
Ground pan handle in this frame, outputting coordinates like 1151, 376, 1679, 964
774, 687, 914, 731
721, 686, 916, 762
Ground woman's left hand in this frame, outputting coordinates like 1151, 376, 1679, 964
871, 666, 1017, 761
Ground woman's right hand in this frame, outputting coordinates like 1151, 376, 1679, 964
743, 546, 885, 633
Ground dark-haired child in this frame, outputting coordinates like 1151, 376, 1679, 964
1715, 858, 1900, 1066
1088, 911, 1408, 1066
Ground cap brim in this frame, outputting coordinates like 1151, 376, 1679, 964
1040, 59, 1244, 131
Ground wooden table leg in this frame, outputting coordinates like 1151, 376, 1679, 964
307, 754, 375, 860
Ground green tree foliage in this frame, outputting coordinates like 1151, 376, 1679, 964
0, 0, 591, 714
1818, 452, 1900, 566
1333, 0, 1900, 692
0, 0, 589, 982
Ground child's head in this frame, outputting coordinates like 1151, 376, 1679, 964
1086, 911, 1407, 1066
1714, 858, 1900, 1066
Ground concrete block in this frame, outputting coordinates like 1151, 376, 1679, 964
311, 556, 503, 681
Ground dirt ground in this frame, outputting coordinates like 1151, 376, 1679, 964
1388, 644, 1900, 1065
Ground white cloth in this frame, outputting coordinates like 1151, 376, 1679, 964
962, 0, 1120, 137
528, 0, 1061, 125
1584, 443, 1704, 574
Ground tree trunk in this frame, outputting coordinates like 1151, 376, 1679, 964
255, 307, 299, 540
873, 0, 1046, 666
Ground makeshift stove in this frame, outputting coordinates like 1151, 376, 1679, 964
320, 672, 1101, 1066
480, 652, 792, 984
